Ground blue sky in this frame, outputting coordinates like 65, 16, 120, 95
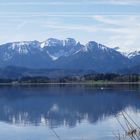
0, 0, 140, 52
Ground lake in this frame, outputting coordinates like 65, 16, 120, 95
0, 85, 140, 140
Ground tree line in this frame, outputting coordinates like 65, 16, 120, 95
0, 74, 139, 84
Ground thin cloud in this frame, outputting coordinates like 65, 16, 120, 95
92, 15, 140, 27
0, 0, 140, 5
0, 12, 140, 19
16, 21, 27, 30
43, 23, 98, 32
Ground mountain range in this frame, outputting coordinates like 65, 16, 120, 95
0, 38, 139, 74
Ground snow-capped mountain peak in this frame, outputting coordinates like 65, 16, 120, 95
41, 38, 82, 60
63, 38, 78, 46
41, 38, 78, 49
41, 38, 63, 48
0, 37, 139, 73
85, 41, 109, 52
7, 41, 40, 54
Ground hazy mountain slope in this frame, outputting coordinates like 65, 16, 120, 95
119, 65, 140, 74
53, 41, 129, 72
0, 66, 96, 79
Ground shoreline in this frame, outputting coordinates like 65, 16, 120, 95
0, 82, 140, 86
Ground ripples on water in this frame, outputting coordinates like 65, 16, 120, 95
0, 84, 139, 140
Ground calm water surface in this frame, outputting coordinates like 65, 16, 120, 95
0, 85, 140, 140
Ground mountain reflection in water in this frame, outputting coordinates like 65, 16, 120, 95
0, 85, 139, 128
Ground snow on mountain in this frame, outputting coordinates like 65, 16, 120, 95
113, 47, 132, 58
127, 51, 140, 58
46, 51, 59, 61
5, 41, 40, 54
85, 41, 111, 52
63, 38, 78, 46
52, 40, 130, 72
42, 38, 83, 60
41, 38, 63, 48
0, 38, 123, 60
0, 38, 139, 73
0, 40, 52, 68
116, 51, 129, 58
